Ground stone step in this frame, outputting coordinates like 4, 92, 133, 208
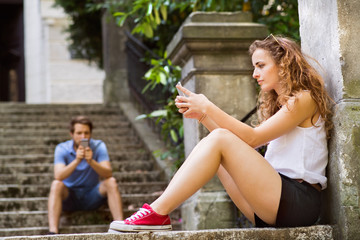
0, 215, 182, 237
0, 136, 141, 146
0, 127, 133, 137
0, 113, 123, 119
0, 161, 153, 174
0, 171, 162, 185
0, 210, 110, 228
0, 120, 131, 129
0, 143, 144, 155
0, 163, 55, 174
0, 205, 181, 229
0, 105, 122, 114
0, 116, 127, 124
0, 103, 118, 109
0, 225, 334, 240
0, 152, 150, 164
0, 114, 126, 123
0, 194, 162, 212
0, 225, 109, 237
0, 181, 166, 199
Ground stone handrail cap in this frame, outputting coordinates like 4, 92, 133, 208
184, 11, 253, 24
166, 12, 268, 60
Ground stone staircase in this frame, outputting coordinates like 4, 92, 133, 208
0, 103, 179, 237
0, 102, 335, 240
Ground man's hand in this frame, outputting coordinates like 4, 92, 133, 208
76, 145, 85, 162
84, 147, 93, 165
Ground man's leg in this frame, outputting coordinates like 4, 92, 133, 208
99, 177, 124, 220
48, 180, 69, 233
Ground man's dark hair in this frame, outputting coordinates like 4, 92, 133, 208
69, 116, 93, 133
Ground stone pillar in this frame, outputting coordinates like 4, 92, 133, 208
166, 12, 267, 230
299, 1, 360, 239
102, 10, 130, 104
24, 0, 48, 103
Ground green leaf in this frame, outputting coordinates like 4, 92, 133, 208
159, 72, 167, 85
135, 114, 147, 120
113, 12, 126, 17
154, 9, 161, 25
161, 151, 170, 160
116, 15, 127, 26
160, 4, 167, 21
147, 3, 153, 15
170, 129, 178, 143
149, 109, 167, 117
131, 23, 143, 34
179, 125, 184, 138
151, 59, 159, 66
143, 22, 154, 38
153, 149, 162, 157
141, 82, 152, 93
144, 68, 153, 79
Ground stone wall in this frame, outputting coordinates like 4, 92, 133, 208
102, 10, 130, 104
298, 1, 360, 239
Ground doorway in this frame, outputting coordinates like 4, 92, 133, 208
0, 0, 25, 102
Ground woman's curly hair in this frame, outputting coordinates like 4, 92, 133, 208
249, 35, 333, 138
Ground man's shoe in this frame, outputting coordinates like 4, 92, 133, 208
108, 203, 172, 232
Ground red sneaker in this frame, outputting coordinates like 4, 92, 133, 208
108, 203, 172, 232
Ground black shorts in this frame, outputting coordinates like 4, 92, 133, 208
255, 173, 321, 228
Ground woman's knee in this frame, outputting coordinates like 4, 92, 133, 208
207, 128, 249, 153
208, 128, 238, 143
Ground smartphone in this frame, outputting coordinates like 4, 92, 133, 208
80, 138, 89, 148
176, 82, 186, 96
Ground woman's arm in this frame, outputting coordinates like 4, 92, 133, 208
176, 85, 317, 148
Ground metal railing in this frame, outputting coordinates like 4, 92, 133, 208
125, 31, 170, 113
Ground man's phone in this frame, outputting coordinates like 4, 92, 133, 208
176, 82, 186, 96
80, 138, 89, 148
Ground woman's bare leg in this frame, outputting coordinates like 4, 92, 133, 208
150, 128, 281, 225
217, 165, 255, 223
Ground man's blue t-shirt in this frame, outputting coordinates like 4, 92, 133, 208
54, 139, 110, 189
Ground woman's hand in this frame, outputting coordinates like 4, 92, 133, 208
175, 84, 210, 121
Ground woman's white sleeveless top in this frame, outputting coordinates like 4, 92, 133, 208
265, 117, 328, 189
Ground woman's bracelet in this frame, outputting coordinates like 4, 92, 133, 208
198, 113, 207, 124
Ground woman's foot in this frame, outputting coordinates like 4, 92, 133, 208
108, 203, 172, 232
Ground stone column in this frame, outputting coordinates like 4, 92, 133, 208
24, 0, 47, 103
166, 12, 267, 230
298, 1, 360, 239
102, 10, 130, 104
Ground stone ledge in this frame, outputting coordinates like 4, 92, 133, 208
2, 225, 333, 240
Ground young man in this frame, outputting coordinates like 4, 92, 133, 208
48, 116, 123, 234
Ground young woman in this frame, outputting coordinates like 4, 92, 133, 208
109, 35, 333, 232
